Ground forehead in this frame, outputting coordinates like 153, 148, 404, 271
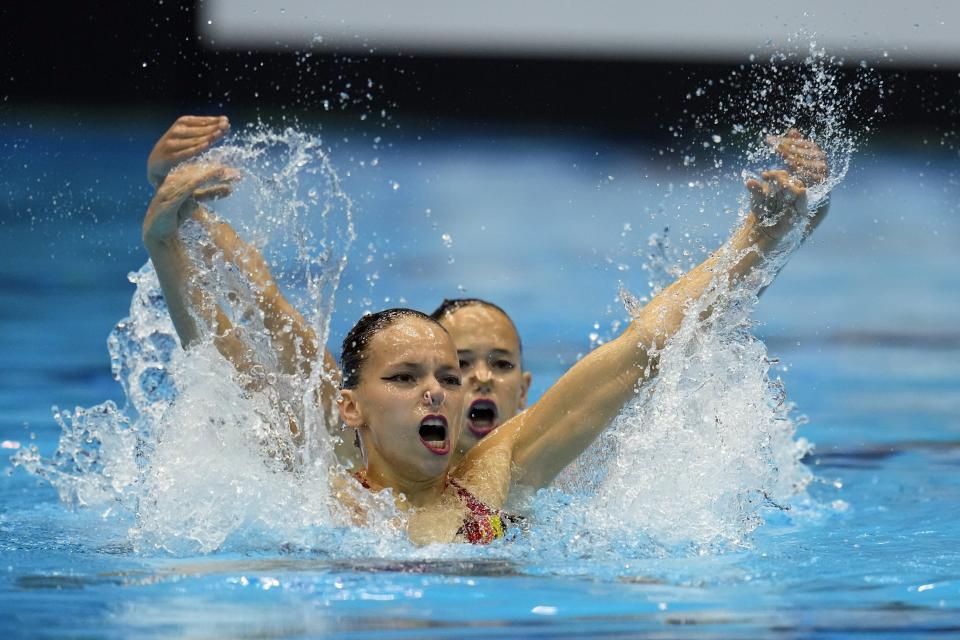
365, 316, 457, 365
440, 305, 520, 351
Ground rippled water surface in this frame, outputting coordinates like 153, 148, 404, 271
1, 114, 959, 637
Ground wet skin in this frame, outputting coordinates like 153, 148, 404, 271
437, 305, 531, 463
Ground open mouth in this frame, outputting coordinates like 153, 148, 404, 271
418, 415, 450, 455
467, 399, 499, 437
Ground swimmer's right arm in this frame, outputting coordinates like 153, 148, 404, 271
146, 117, 343, 417
142, 163, 249, 360
186, 206, 352, 456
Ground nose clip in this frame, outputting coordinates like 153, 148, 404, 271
424, 389, 444, 407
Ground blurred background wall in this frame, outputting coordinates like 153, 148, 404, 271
2, 1, 958, 130
1, 2, 957, 414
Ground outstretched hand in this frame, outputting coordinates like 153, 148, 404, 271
147, 116, 230, 188
767, 128, 828, 188
745, 169, 808, 241
142, 163, 241, 245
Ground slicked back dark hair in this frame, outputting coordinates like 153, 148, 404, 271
429, 298, 523, 358
340, 308, 447, 389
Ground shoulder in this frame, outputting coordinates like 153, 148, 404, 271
450, 438, 513, 509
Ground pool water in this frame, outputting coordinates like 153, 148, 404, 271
1, 114, 959, 638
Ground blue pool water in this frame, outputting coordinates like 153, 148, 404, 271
1, 112, 959, 637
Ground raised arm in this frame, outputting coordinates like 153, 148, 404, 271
146, 117, 324, 378
186, 206, 353, 459
142, 163, 247, 358
145, 118, 350, 457
464, 168, 815, 491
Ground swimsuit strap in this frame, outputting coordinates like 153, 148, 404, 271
447, 477, 505, 544
446, 477, 495, 516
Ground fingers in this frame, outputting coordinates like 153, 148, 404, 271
766, 130, 821, 153
168, 121, 229, 141
760, 169, 789, 182
761, 170, 805, 198
168, 141, 216, 161
780, 141, 824, 157
769, 138, 824, 160
745, 177, 767, 199
177, 115, 228, 127
154, 116, 230, 169
168, 115, 229, 134
193, 184, 234, 202
764, 129, 828, 187
160, 164, 241, 205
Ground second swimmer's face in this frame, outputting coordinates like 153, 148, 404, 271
438, 305, 531, 458
340, 316, 465, 481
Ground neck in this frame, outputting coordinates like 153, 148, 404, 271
362, 451, 448, 508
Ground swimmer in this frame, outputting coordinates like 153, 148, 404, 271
142, 124, 829, 544
430, 299, 531, 464
145, 117, 534, 467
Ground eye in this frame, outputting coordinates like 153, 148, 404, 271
440, 375, 462, 387
493, 359, 515, 371
459, 359, 472, 370
383, 373, 416, 384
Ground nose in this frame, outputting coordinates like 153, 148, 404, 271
472, 363, 493, 389
423, 387, 445, 409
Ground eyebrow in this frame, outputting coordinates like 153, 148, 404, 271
457, 348, 518, 359
387, 362, 426, 371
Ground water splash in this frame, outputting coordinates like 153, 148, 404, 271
548, 219, 812, 554
553, 41, 872, 552
12, 126, 381, 553
730, 42, 881, 208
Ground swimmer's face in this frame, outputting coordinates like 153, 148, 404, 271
438, 304, 531, 460
339, 316, 464, 481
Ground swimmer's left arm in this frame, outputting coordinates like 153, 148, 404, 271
469, 171, 812, 491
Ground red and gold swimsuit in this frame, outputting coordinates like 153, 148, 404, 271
446, 477, 506, 544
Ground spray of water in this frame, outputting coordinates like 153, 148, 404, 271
12, 127, 398, 553
550, 42, 874, 554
